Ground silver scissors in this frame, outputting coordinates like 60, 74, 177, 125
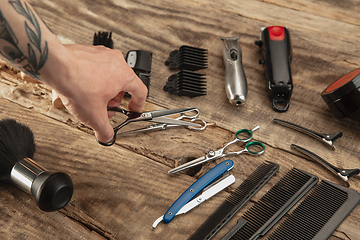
117, 108, 208, 136
168, 126, 265, 174
98, 107, 202, 146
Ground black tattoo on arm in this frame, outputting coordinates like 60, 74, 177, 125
0, 0, 49, 80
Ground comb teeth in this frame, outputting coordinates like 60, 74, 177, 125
227, 162, 279, 205
188, 162, 278, 240
93, 31, 114, 49
165, 45, 208, 71
267, 180, 360, 240
163, 70, 207, 98
225, 168, 318, 240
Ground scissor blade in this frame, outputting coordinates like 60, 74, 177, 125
148, 117, 201, 127
168, 156, 207, 175
149, 107, 198, 118
116, 124, 166, 136
177, 174, 235, 215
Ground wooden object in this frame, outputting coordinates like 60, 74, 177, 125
0, 0, 359, 239
51, 89, 65, 109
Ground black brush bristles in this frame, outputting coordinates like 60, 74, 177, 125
165, 45, 208, 71
188, 161, 279, 240
267, 180, 360, 240
223, 168, 318, 240
0, 119, 35, 181
163, 70, 207, 98
93, 31, 114, 49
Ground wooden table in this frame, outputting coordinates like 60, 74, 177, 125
1, 0, 359, 239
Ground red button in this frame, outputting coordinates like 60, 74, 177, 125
268, 26, 285, 41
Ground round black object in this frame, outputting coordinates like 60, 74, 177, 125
321, 69, 360, 121
31, 171, 73, 212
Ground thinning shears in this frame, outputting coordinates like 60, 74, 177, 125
98, 107, 202, 146
117, 108, 209, 136
168, 126, 265, 174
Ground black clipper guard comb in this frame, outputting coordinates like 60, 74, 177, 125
125, 50, 152, 98
165, 45, 208, 71
163, 70, 207, 98
255, 26, 293, 112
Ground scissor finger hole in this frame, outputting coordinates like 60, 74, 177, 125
235, 129, 253, 141
246, 141, 265, 154
172, 109, 200, 120
188, 119, 207, 130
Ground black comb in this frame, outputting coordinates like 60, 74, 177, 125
188, 161, 279, 240
163, 70, 207, 98
221, 168, 318, 240
165, 45, 208, 71
93, 31, 114, 49
267, 180, 360, 240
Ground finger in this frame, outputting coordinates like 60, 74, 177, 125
59, 93, 114, 144
124, 76, 148, 112
91, 108, 115, 144
107, 92, 124, 118
108, 92, 124, 107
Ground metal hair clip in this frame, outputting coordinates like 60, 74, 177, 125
291, 144, 359, 187
273, 119, 342, 150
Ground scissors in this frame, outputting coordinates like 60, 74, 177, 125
98, 107, 202, 146
168, 126, 265, 174
117, 108, 209, 136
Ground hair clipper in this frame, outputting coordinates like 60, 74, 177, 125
221, 37, 248, 106
255, 26, 293, 112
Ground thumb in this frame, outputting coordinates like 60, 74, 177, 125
94, 124, 114, 145
92, 110, 115, 144
57, 93, 115, 145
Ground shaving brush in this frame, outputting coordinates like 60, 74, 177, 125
0, 119, 73, 212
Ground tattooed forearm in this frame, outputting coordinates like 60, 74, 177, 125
0, 0, 49, 80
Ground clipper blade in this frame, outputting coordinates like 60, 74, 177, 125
165, 45, 208, 71
163, 70, 207, 98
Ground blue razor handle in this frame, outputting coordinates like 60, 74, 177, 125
163, 159, 234, 224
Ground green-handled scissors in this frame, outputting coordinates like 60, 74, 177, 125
168, 126, 265, 174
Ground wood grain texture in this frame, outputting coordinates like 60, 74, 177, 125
0, 0, 359, 239
27, 0, 360, 172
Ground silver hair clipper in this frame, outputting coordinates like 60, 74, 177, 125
221, 37, 248, 106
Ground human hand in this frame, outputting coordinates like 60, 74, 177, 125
41, 44, 148, 143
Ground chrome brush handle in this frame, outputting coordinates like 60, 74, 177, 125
11, 158, 73, 212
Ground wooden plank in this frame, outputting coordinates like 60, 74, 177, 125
0, 101, 108, 240
262, 0, 360, 26
0, 80, 359, 240
0, 0, 359, 239
26, 0, 360, 172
